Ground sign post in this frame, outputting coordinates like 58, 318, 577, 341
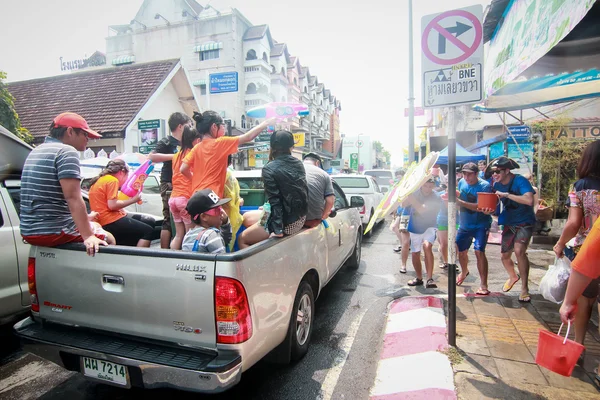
421, 4, 483, 347
350, 153, 358, 171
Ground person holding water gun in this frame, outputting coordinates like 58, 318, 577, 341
168, 126, 201, 250
88, 159, 156, 247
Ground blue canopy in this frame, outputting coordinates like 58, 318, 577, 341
435, 143, 486, 165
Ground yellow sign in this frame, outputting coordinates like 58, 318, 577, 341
293, 133, 305, 147
248, 148, 255, 167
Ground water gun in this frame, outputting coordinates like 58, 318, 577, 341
117, 160, 154, 203
246, 102, 309, 120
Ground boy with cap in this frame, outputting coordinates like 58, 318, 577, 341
182, 189, 233, 254
455, 162, 493, 294
20, 112, 107, 256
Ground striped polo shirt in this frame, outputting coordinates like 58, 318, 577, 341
20, 137, 81, 236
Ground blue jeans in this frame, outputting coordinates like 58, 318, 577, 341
456, 226, 490, 252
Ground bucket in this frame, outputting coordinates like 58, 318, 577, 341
477, 192, 498, 210
535, 321, 584, 377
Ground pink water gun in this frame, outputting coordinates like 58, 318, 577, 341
246, 102, 309, 120
118, 160, 154, 202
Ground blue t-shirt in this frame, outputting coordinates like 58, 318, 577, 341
408, 190, 442, 234
493, 174, 536, 226
458, 178, 493, 230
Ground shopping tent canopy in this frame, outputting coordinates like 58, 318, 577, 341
436, 143, 486, 165
474, 69, 600, 113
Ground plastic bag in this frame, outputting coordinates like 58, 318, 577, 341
258, 202, 271, 229
539, 257, 571, 304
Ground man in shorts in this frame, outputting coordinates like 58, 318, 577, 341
149, 112, 192, 248
402, 178, 442, 288
492, 157, 536, 302
20, 112, 108, 256
455, 163, 493, 294
302, 153, 335, 228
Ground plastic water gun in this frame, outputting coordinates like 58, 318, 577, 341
118, 160, 154, 203
246, 102, 309, 120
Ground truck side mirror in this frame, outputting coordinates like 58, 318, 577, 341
350, 196, 365, 208
381, 187, 388, 193
329, 209, 337, 218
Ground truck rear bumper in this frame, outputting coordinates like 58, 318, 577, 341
14, 317, 242, 393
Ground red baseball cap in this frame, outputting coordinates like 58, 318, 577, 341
53, 112, 101, 139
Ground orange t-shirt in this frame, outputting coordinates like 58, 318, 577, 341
183, 136, 239, 197
170, 150, 193, 199
572, 217, 600, 279
89, 175, 126, 226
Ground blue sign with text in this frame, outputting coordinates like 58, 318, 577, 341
210, 72, 238, 94
508, 125, 531, 142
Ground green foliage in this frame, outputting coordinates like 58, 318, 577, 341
0, 71, 33, 144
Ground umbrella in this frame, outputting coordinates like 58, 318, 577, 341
484, 156, 520, 179
363, 152, 440, 234
435, 143, 486, 165
115, 152, 150, 166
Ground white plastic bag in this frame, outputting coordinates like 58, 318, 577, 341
539, 257, 571, 304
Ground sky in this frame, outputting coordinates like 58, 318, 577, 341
0, 0, 489, 166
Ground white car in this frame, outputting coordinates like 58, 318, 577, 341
363, 169, 394, 193
331, 174, 385, 236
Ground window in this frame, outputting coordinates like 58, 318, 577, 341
281, 67, 285, 75
333, 177, 369, 189
246, 49, 257, 60
262, 52, 268, 62
271, 65, 276, 73
294, 78, 298, 85
200, 85, 207, 95
372, 179, 381, 193
244, 66, 260, 72
304, 87, 307, 93
364, 171, 393, 187
332, 181, 348, 209
246, 83, 257, 94
241, 115, 246, 129
200, 49, 219, 61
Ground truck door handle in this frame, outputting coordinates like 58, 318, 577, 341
103, 275, 124, 285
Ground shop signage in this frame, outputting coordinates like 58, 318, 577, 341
138, 119, 162, 148
60, 52, 106, 71
138, 119, 161, 130
210, 72, 238, 94
293, 132, 305, 147
139, 145, 156, 154
545, 125, 600, 140
507, 125, 531, 142
350, 153, 358, 170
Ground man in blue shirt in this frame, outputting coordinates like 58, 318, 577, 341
491, 157, 536, 302
455, 163, 493, 295
402, 178, 442, 288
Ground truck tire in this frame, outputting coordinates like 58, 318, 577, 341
364, 209, 374, 237
290, 281, 315, 361
345, 231, 362, 269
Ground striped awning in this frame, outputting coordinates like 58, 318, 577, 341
193, 79, 207, 86
194, 42, 223, 52
112, 55, 135, 65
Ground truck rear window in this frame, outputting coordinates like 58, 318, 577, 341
333, 177, 369, 189
364, 171, 393, 186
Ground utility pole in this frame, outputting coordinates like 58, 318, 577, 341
408, 0, 415, 163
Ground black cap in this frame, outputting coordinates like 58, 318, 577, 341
303, 152, 323, 165
270, 130, 295, 150
186, 189, 231, 219
461, 162, 479, 173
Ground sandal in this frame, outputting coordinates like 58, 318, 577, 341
476, 288, 490, 296
518, 293, 531, 303
399, 265, 407, 274
439, 263, 448, 269
426, 279, 437, 289
408, 278, 423, 286
393, 245, 402, 253
502, 275, 520, 292
456, 272, 470, 286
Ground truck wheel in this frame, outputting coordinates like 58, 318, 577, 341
290, 281, 315, 361
345, 232, 362, 269
364, 209, 374, 237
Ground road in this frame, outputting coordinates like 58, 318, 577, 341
0, 219, 554, 400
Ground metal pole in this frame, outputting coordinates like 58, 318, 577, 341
447, 106, 457, 347
408, 0, 415, 163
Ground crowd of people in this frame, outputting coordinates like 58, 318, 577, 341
19, 111, 338, 257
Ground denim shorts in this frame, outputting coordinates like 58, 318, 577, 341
456, 226, 489, 252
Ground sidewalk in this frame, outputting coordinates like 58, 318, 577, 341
453, 293, 600, 399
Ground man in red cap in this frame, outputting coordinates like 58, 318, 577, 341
20, 112, 108, 256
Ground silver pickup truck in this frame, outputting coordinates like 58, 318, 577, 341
14, 165, 364, 393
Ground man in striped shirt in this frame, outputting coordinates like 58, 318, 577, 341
20, 112, 107, 256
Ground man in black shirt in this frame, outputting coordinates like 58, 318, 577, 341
149, 112, 192, 248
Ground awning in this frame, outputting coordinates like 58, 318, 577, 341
112, 55, 135, 65
475, 69, 600, 112
467, 133, 508, 151
436, 143, 486, 165
194, 42, 223, 52
193, 79, 206, 86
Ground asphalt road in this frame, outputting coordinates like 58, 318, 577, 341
0, 219, 555, 400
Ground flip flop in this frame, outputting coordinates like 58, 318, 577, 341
456, 272, 470, 286
439, 263, 448, 269
426, 279, 437, 289
519, 293, 531, 303
399, 266, 407, 274
502, 275, 520, 292
476, 288, 490, 296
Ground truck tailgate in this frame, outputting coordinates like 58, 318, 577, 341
32, 246, 217, 350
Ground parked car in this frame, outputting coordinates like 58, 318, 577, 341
331, 174, 385, 237
14, 166, 365, 393
363, 169, 394, 193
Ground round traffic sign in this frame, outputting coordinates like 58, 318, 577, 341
356, 140, 364, 148
422, 9, 482, 66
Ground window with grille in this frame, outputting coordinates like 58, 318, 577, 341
200, 49, 220, 61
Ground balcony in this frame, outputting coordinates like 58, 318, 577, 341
244, 57, 271, 71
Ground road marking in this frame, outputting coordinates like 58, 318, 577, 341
318, 310, 366, 400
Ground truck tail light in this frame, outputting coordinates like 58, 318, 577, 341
215, 277, 252, 344
27, 257, 39, 313
359, 205, 366, 214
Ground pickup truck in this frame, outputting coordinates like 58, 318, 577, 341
14, 162, 365, 393
331, 174, 385, 237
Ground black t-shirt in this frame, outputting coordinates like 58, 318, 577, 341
154, 135, 180, 184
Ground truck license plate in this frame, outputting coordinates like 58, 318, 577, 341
82, 356, 128, 386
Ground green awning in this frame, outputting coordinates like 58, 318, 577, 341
112, 55, 135, 65
193, 79, 207, 86
194, 42, 223, 52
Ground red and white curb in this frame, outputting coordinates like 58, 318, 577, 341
370, 296, 456, 400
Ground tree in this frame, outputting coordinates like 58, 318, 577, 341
0, 71, 33, 144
